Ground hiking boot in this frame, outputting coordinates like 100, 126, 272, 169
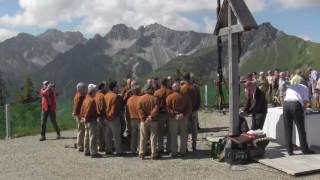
128, 151, 138, 156
303, 149, 315, 155
98, 147, 105, 152
78, 148, 84, 152
152, 155, 161, 160
91, 154, 102, 158
139, 154, 145, 160
180, 153, 187, 158
114, 152, 126, 157
39, 137, 46, 141
171, 153, 178, 158
105, 151, 113, 156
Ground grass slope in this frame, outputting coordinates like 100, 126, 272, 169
240, 36, 320, 74
0, 99, 74, 139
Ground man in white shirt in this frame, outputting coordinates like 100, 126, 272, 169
283, 84, 315, 155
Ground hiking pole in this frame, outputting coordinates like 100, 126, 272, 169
5, 104, 11, 141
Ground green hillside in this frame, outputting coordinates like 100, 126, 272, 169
240, 36, 320, 74
146, 35, 320, 81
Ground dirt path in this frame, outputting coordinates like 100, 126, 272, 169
0, 111, 319, 180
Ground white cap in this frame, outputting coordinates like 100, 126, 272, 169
76, 82, 85, 90
43, 81, 49, 85
88, 84, 97, 93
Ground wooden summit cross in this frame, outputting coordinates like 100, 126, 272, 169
214, 0, 257, 135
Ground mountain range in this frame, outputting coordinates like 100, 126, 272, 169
0, 22, 319, 98
0, 29, 86, 81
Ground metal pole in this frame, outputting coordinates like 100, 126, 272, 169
205, 84, 208, 110
5, 104, 10, 140
216, 0, 225, 111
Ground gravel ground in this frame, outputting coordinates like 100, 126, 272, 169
0, 111, 319, 180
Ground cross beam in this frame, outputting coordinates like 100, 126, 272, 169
217, 24, 243, 36
227, 4, 240, 136
214, 0, 257, 136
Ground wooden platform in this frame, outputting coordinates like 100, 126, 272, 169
255, 142, 320, 176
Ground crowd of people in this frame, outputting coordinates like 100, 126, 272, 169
240, 68, 318, 155
67, 73, 201, 159
38, 68, 318, 159
250, 68, 320, 107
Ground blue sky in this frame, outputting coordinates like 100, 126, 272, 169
0, 0, 319, 42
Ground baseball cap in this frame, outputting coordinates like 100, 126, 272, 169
43, 81, 49, 85
88, 84, 97, 92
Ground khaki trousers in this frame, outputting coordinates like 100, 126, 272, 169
139, 121, 158, 157
104, 117, 122, 153
75, 117, 85, 150
169, 116, 188, 155
157, 112, 170, 152
84, 121, 98, 155
189, 112, 198, 149
130, 119, 140, 152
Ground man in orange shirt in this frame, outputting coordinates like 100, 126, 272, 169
72, 82, 86, 152
80, 84, 101, 158
166, 82, 192, 157
126, 85, 142, 154
180, 73, 199, 152
104, 81, 124, 156
138, 84, 160, 160
95, 82, 107, 152
154, 78, 172, 153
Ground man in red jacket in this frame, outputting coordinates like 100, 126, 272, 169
40, 81, 60, 141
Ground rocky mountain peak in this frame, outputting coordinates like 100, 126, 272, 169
258, 22, 278, 34
38, 29, 87, 53
1, 33, 42, 49
106, 24, 137, 40
14, 33, 36, 41
145, 23, 170, 31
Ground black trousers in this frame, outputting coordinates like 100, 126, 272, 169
251, 113, 266, 130
283, 101, 309, 152
41, 106, 60, 137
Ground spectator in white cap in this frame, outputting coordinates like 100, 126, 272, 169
79, 83, 102, 158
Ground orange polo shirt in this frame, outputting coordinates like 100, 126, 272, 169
80, 95, 98, 123
138, 93, 159, 122
127, 95, 141, 119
